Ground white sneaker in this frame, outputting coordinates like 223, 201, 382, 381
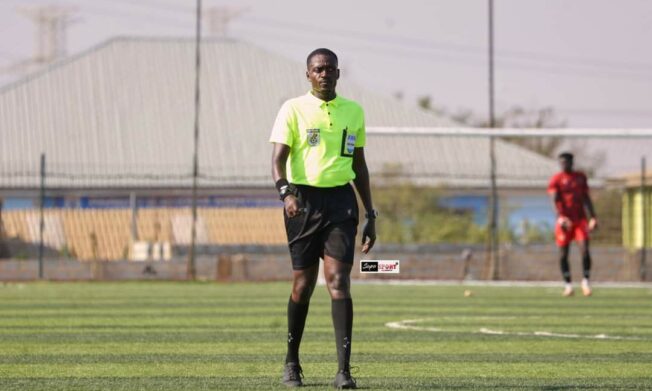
581, 279, 592, 297
562, 285, 574, 297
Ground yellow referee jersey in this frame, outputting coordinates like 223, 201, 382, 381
269, 92, 366, 188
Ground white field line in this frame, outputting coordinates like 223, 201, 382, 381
385, 318, 651, 341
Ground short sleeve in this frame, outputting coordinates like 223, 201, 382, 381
354, 107, 366, 147
269, 101, 295, 147
547, 175, 558, 194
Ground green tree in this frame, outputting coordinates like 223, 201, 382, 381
417, 96, 565, 158
372, 177, 486, 244
415, 96, 605, 175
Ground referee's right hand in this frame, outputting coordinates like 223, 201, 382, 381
284, 195, 304, 218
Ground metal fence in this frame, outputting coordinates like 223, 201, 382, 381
1, 131, 651, 282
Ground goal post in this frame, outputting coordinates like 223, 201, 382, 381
366, 127, 652, 280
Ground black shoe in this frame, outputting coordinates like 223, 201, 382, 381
333, 369, 356, 389
282, 362, 303, 387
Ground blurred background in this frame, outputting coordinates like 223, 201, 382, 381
0, 0, 650, 282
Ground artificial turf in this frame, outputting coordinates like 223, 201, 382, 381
0, 281, 650, 390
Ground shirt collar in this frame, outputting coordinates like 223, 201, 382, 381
305, 91, 340, 107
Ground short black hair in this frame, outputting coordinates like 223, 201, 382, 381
558, 152, 574, 160
306, 48, 338, 68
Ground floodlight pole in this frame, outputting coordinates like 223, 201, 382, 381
188, 0, 202, 280
487, 0, 499, 280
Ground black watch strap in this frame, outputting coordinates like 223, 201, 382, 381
279, 184, 298, 201
365, 209, 378, 219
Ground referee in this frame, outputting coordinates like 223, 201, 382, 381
270, 48, 376, 389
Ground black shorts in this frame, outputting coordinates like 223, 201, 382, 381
284, 184, 359, 270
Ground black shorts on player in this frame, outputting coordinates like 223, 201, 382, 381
284, 184, 358, 269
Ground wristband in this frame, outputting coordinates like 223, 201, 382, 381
275, 178, 289, 193
365, 209, 379, 219
276, 179, 298, 201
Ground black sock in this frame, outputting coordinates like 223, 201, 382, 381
560, 247, 571, 283
286, 297, 310, 364
582, 253, 591, 279
331, 298, 353, 372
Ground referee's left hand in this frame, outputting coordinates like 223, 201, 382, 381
361, 219, 376, 254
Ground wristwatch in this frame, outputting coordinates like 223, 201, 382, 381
365, 209, 379, 219
279, 184, 298, 201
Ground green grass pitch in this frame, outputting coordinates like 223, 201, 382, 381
0, 281, 651, 390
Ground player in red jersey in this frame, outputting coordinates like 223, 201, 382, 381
547, 152, 598, 297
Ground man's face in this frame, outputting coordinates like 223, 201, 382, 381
306, 54, 339, 95
559, 157, 573, 172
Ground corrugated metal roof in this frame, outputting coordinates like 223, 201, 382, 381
0, 37, 554, 190
366, 132, 557, 188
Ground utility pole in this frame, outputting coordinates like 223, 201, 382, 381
487, 0, 500, 280
188, 0, 203, 280
38, 153, 46, 279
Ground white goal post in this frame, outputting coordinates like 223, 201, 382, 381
367, 127, 652, 137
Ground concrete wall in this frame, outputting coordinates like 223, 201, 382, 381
1, 244, 650, 282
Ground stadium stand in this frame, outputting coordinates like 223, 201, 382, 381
2, 208, 286, 260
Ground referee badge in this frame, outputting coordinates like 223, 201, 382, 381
345, 134, 356, 154
340, 127, 355, 157
306, 128, 320, 146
